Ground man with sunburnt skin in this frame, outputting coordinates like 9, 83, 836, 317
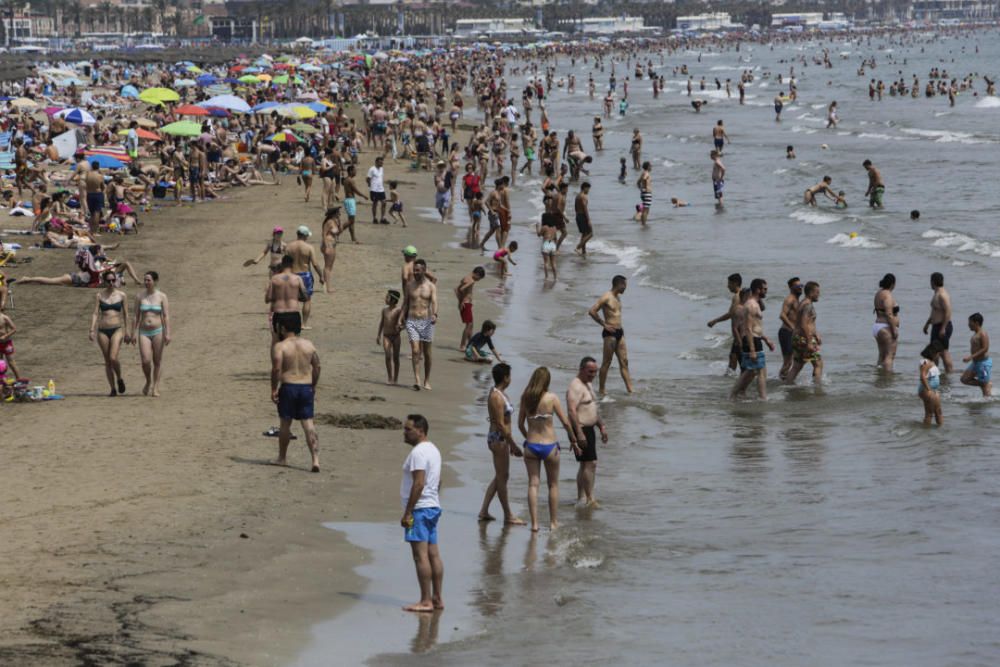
401, 259, 438, 391
270, 312, 320, 472
286, 226, 323, 329
265, 255, 307, 346
400, 414, 443, 613
589, 275, 635, 396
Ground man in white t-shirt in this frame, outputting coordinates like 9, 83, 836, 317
400, 413, 443, 613
367, 156, 387, 225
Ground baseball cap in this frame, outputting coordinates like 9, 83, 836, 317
273, 226, 284, 234
402, 245, 417, 257
297, 225, 311, 237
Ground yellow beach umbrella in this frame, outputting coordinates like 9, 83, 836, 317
139, 87, 180, 105
257, 74, 272, 82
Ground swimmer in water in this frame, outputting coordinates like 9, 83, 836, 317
804, 176, 837, 206
960, 313, 992, 397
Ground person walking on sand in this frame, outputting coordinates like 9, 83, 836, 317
401, 259, 438, 391
266, 255, 306, 346
320, 208, 341, 293
589, 275, 635, 396
961, 313, 992, 397
400, 414, 444, 612
286, 226, 323, 329
455, 266, 485, 352
271, 313, 320, 472
924, 271, 954, 373
376, 289, 403, 385
341, 165, 368, 243
518, 367, 579, 532
130, 271, 170, 397
367, 156, 387, 224
89, 272, 129, 396
478, 363, 526, 525
567, 356, 607, 508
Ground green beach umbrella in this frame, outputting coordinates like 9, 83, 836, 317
139, 87, 180, 105
238, 74, 260, 84
290, 122, 319, 134
160, 120, 203, 137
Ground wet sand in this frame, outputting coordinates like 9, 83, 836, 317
0, 147, 491, 664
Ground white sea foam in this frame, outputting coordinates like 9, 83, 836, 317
773, 168, 788, 174
789, 209, 840, 225
638, 276, 709, 301
662, 159, 678, 168
858, 132, 894, 141
974, 96, 1000, 109
587, 239, 645, 271
923, 229, 1000, 257
826, 233, 885, 249
900, 128, 991, 144
811, 103, 826, 109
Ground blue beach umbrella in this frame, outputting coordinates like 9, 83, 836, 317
196, 74, 218, 86
79, 154, 125, 169
120, 84, 140, 98
252, 101, 280, 113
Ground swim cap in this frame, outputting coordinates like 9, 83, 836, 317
273, 226, 284, 234
402, 245, 417, 257
296, 225, 311, 237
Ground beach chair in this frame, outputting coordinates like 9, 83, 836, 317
0, 131, 11, 151
0, 151, 14, 171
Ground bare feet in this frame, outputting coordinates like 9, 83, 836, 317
142, 383, 150, 396
549, 521, 559, 531
270, 459, 288, 467
432, 596, 444, 610
311, 464, 320, 473
504, 517, 526, 526
422, 383, 432, 391
478, 513, 496, 522
403, 602, 435, 613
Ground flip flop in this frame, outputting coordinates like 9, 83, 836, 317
263, 427, 297, 439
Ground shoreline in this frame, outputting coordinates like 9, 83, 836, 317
0, 140, 499, 665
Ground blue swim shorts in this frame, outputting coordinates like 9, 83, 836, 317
298, 271, 314, 298
404, 507, 441, 544
968, 357, 992, 384
278, 383, 314, 421
343, 197, 357, 217
741, 350, 766, 371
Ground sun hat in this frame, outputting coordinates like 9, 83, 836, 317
402, 245, 417, 257
297, 225, 311, 237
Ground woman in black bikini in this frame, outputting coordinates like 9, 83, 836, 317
89, 272, 128, 396
244, 227, 285, 274
478, 363, 525, 525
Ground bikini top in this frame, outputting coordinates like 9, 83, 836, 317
140, 303, 163, 312
490, 387, 514, 417
99, 300, 123, 311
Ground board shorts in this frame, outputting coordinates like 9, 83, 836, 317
741, 337, 766, 371
435, 190, 451, 211
0, 340, 13, 356
498, 209, 511, 232
465, 344, 491, 361
930, 321, 953, 349
272, 311, 302, 334
277, 383, 314, 421
640, 190, 652, 210
576, 213, 592, 235
390, 202, 403, 213
714, 138, 724, 150
575, 425, 597, 463
869, 185, 885, 207
343, 197, 356, 217
778, 327, 793, 356
487, 211, 500, 230
967, 357, 992, 384
297, 272, 314, 298
86, 192, 105, 213
404, 507, 441, 544
405, 318, 434, 342
713, 179, 724, 199
460, 302, 473, 324
370, 190, 385, 203
792, 334, 821, 364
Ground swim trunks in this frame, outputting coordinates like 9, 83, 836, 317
488, 211, 500, 230
778, 327, 793, 356
713, 179, 725, 199
0, 340, 13, 356
390, 202, 403, 213
277, 383, 314, 421
272, 311, 302, 334
869, 185, 885, 207
792, 334, 821, 364
576, 212, 592, 235
405, 318, 435, 342
640, 190, 652, 210
967, 357, 992, 384
404, 507, 441, 544
343, 197, 356, 217
435, 190, 451, 211
574, 425, 597, 463
370, 190, 386, 202
714, 138, 724, 150
460, 302, 473, 324
297, 271, 314, 298
86, 192, 105, 213
741, 336, 766, 370
930, 321, 953, 349
602, 327, 624, 341
541, 239, 557, 255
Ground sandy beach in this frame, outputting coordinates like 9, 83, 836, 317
0, 149, 489, 664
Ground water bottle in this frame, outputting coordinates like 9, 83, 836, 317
48, 379, 55, 395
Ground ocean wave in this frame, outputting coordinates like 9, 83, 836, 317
858, 132, 894, 141
662, 159, 678, 168
900, 127, 993, 144
789, 209, 840, 225
826, 232, 885, 249
923, 229, 1000, 257
974, 97, 1000, 109
587, 239, 645, 271
638, 276, 709, 301
710, 65, 744, 71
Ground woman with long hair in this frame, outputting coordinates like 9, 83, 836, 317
89, 272, 128, 396
873, 273, 899, 371
130, 271, 170, 397
518, 366, 579, 532
478, 363, 525, 524
320, 207, 341, 293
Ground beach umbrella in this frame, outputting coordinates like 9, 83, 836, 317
120, 84, 140, 98
257, 73, 272, 82
238, 74, 260, 84
117, 128, 161, 141
252, 101, 280, 113
55, 107, 96, 125
10, 97, 38, 110
276, 105, 316, 120
160, 120, 203, 137
204, 107, 231, 118
297, 91, 319, 101
303, 102, 328, 113
175, 103, 210, 116
200, 94, 251, 113
196, 74, 218, 86
82, 154, 126, 169
140, 87, 180, 104
135, 118, 158, 128
186, 65, 205, 74
173, 78, 197, 88
299, 63, 321, 72
57, 77, 86, 87
290, 122, 319, 134
268, 131, 302, 143
243, 66, 262, 73
206, 84, 234, 97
